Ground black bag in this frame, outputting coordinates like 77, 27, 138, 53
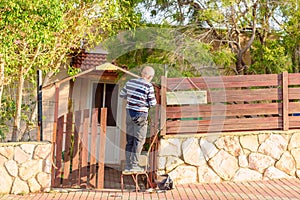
157, 174, 173, 190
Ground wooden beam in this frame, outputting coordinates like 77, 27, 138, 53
97, 108, 107, 189
160, 76, 167, 136
51, 83, 60, 187
62, 113, 73, 187
80, 109, 90, 187
282, 72, 289, 130
90, 108, 98, 187
72, 110, 81, 187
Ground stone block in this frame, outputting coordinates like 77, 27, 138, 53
20, 144, 36, 158
0, 167, 12, 194
238, 154, 248, 168
248, 153, 275, 173
166, 156, 184, 172
288, 133, 300, 150
275, 151, 296, 176
37, 172, 51, 189
19, 160, 42, 181
168, 165, 197, 184
0, 154, 7, 167
233, 168, 262, 182
240, 135, 259, 152
258, 134, 287, 160
14, 146, 31, 164
33, 144, 51, 160
5, 160, 18, 177
200, 138, 218, 161
28, 178, 41, 193
208, 150, 238, 180
157, 156, 166, 170
159, 139, 181, 157
291, 148, 300, 168
43, 159, 52, 174
198, 165, 221, 183
215, 136, 242, 156
182, 138, 206, 166
0, 146, 14, 160
11, 177, 29, 195
263, 166, 291, 180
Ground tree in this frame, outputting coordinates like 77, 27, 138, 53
0, 0, 140, 141
137, 0, 297, 75
280, 0, 300, 73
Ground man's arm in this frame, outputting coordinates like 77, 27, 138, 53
119, 84, 127, 99
148, 85, 157, 107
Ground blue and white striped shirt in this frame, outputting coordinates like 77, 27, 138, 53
119, 78, 157, 113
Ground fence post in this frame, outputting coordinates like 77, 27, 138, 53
62, 112, 73, 187
160, 76, 167, 136
282, 72, 289, 131
51, 83, 60, 187
97, 107, 107, 189
90, 108, 98, 188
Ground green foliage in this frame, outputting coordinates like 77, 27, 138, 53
67, 67, 81, 77
137, 0, 299, 75
249, 39, 292, 74
0, 0, 141, 140
0, 96, 15, 140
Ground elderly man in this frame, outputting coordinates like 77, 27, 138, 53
119, 66, 157, 172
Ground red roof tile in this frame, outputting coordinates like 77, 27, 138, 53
72, 52, 107, 70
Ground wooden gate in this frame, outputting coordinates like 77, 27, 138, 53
52, 108, 107, 189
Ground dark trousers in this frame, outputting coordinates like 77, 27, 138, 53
125, 109, 148, 169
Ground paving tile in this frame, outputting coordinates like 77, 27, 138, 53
278, 179, 300, 198
175, 184, 190, 200
202, 182, 223, 199
246, 181, 278, 199
168, 187, 179, 200
213, 182, 236, 200
210, 183, 230, 199
183, 184, 198, 200
194, 183, 213, 199
163, 189, 175, 200
4, 178, 300, 199
189, 183, 205, 199
220, 182, 243, 199
227, 181, 251, 200
93, 191, 103, 199
257, 180, 293, 199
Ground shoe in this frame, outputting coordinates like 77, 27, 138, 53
130, 166, 144, 172
122, 168, 132, 174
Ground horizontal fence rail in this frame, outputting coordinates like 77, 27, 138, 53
160, 72, 300, 135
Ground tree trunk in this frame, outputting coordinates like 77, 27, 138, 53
0, 55, 4, 109
11, 66, 24, 142
20, 71, 55, 141
293, 45, 300, 73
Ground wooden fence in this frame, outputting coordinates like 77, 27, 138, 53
160, 72, 300, 135
52, 108, 107, 189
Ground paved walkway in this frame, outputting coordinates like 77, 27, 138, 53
1, 178, 300, 199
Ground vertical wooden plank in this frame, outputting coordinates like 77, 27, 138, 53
89, 108, 98, 187
54, 115, 64, 187
80, 109, 90, 187
149, 120, 155, 182
62, 112, 73, 186
72, 110, 81, 187
151, 103, 161, 183
51, 84, 60, 187
160, 76, 167, 136
282, 72, 289, 130
97, 108, 107, 189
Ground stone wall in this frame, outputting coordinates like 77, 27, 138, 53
0, 142, 52, 194
157, 130, 300, 184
